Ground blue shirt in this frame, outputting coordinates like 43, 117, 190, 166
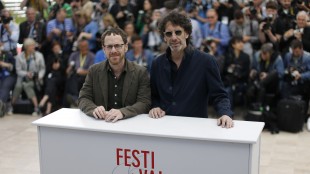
46, 18, 74, 36
202, 21, 230, 56
94, 50, 106, 64
284, 51, 310, 82
126, 49, 154, 73
150, 46, 233, 118
83, 21, 98, 51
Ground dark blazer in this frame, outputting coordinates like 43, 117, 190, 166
302, 27, 310, 53
18, 21, 46, 45
78, 60, 151, 118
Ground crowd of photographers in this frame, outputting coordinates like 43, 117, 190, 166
0, 0, 309, 124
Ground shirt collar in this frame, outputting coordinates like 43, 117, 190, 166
106, 59, 128, 73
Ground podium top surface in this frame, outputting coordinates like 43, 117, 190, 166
33, 108, 264, 144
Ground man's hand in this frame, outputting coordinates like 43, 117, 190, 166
52, 28, 62, 36
259, 72, 267, 80
93, 106, 106, 119
217, 115, 234, 128
26, 72, 33, 79
105, 109, 124, 122
243, 35, 251, 42
149, 107, 165, 119
292, 70, 301, 80
76, 68, 87, 75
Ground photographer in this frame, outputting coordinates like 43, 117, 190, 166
18, 8, 46, 51
247, 43, 284, 107
64, 39, 94, 107
0, 9, 19, 56
282, 11, 310, 52
277, 0, 299, 54
92, 0, 110, 26
292, 0, 310, 12
141, 9, 163, 56
223, 36, 250, 107
72, 11, 98, 53
185, 0, 209, 24
258, 1, 281, 47
39, 42, 66, 115
109, 0, 137, 29
126, 35, 154, 73
11, 38, 45, 116
0, 49, 16, 117
242, 0, 266, 22
135, 0, 153, 34
46, 9, 74, 55
202, 9, 230, 56
212, 0, 240, 24
281, 40, 310, 100
229, 10, 259, 61
48, 0, 72, 20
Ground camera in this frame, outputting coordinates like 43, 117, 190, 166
248, 1, 257, 17
294, 28, 304, 35
124, 10, 133, 20
262, 15, 273, 31
0, 16, 13, 24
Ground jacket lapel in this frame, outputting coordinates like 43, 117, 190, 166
98, 62, 108, 108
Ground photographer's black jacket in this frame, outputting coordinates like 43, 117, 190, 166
18, 21, 46, 45
150, 46, 233, 118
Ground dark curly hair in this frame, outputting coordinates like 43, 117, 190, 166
101, 27, 128, 46
158, 11, 192, 45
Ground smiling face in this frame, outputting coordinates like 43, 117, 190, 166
103, 34, 128, 66
163, 22, 189, 53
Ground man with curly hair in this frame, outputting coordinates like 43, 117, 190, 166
149, 11, 234, 128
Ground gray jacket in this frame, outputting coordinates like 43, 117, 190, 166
15, 51, 45, 83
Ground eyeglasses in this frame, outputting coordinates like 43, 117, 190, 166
164, 30, 182, 37
103, 44, 124, 51
207, 16, 215, 19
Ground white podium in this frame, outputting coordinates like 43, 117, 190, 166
33, 108, 264, 174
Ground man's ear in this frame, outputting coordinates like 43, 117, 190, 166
185, 33, 189, 39
124, 44, 128, 52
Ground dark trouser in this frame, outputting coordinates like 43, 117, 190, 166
257, 72, 279, 104
0, 75, 16, 102
44, 75, 64, 105
63, 74, 85, 107
225, 83, 247, 108
247, 72, 279, 105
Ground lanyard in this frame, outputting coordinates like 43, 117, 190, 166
80, 54, 86, 68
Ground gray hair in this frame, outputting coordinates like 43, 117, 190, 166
23, 38, 37, 48
297, 11, 309, 21
261, 43, 274, 54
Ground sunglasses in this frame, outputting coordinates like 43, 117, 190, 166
164, 30, 183, 37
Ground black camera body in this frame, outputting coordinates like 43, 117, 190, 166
248, 1, 257, 16
262, 16, 273, 31
1, 16, 13, 24
124, 10, 134, 20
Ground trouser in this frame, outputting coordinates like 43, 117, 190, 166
0, 75, 16, 102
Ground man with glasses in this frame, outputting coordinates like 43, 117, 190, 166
78, 27, 151, 122
202, 9, 230, 57
149, 11, 234, 128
